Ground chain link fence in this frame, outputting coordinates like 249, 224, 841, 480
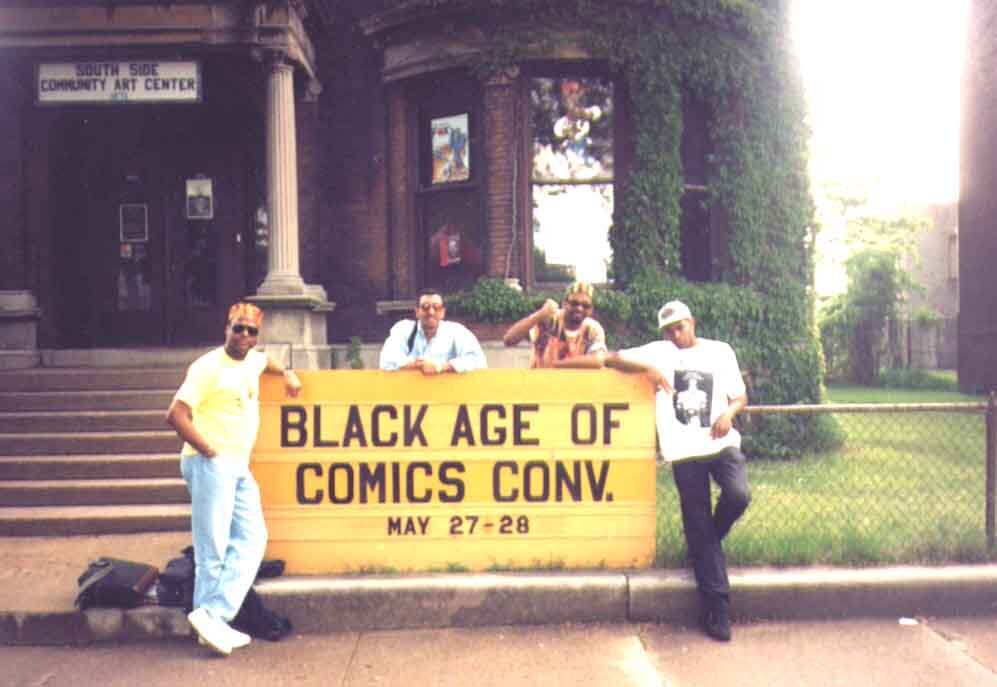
656, 397, 996, 567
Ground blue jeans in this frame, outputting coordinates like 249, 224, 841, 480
671, 447, 751, 607
180, 453, 267, 623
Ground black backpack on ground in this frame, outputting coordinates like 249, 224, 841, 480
155, 546, 195, 609
231, 587, 293, 641
75, 557, 159, 610
155, 545, 292, 641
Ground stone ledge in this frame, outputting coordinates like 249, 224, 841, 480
6, 566, 997, 645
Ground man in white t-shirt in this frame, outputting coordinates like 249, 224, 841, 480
165, 302, 301, 656
601, 300, 750, 642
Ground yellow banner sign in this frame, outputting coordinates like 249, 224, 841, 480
255, 370, 657, 573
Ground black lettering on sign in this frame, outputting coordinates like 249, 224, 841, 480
282, 404, 431, 448
480, 404, 506, 445
328, 463, 354, 505
406, 462, 432, 503
314, 405, 338, 447
493, 461, 518, 502
129, 63, 159, 77
387, 516, 430, 536
77, 63, 119, 77
438, 461, 466, 503
571, 403, 629, 445
513, 404, 540, 445
450, 405, 475, 446
405, 405, 429, 446
371, 405, 397, 447
391, 461, 401, 503
585, 460, 612, 501
555, 461, 581, 502
491, 459, 613, 503
294, 461, 469, 505
523, 460, 550, 502
295, 463, 323, 504
343, 406, 368, 447
358, 462, 385, 504
453, 404, 541, 447
571, 404, 597, 445
602, 403, 628, 445
281, 405, 307, 447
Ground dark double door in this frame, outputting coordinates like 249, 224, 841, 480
52, 108, 258, 347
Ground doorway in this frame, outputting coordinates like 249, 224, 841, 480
50, 107, 257, 347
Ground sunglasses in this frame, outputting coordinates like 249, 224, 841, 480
231, 324, 259, 336
566, 299, 593, 309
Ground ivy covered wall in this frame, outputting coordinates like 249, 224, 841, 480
362, 0, 832, 457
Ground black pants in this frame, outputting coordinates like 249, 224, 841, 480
671, 446, 751, 607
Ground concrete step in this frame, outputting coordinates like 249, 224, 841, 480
0, 367, 185, 392
40, 347, 210, 369
0, 504, 190, 536
0, 478, 189, 507
0, 410, 166, 433
0, 390, 174, 412
0, 454, 178, 480
0, 431, 181, 456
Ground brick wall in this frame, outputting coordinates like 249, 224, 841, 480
482, 71, 519, 281
315, 21, 395, 341
387, 83, 414, 297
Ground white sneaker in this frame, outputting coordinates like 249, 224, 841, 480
188, 607, 233, 657
196, 621, 251, 649
225, 625, 252, 649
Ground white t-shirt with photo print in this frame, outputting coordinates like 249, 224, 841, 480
620, 337, 746, 462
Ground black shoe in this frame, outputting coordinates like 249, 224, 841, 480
703, 606, 732, 641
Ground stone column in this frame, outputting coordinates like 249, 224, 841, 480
250, 54, 334, 369
258, 56, 306, 295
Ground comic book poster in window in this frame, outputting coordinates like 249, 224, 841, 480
431, 114, 470, 184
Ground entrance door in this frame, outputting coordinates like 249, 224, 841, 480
162, 138, 253, 345
51, 109, 254, 347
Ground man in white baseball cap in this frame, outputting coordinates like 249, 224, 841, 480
581, 299, 750, 642
657, 300, 693, 330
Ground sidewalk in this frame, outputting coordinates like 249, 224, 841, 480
2, 532, 997, 645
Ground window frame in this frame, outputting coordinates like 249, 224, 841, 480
521, 62, 624, 289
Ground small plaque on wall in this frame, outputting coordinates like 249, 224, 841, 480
119, 203, 149, 242
186, 178, 214, 220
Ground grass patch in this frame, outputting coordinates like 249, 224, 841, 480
874, 368, 959, 391
656, 385, 994, 567
825, 384, 982, 404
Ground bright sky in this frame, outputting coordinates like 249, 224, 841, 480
791, 0, 968, 206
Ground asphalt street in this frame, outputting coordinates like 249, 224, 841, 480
4, 616, 997, 687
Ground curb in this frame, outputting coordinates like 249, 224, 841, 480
3, 566, 997, 645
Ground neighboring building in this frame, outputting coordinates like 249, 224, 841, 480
960, 0, 997, 392
0, 0, 800, 369
906, 203, 958, 370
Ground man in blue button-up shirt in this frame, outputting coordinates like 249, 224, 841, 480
379, 288, 487, 374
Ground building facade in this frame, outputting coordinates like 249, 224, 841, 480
905, 203, 958, 370
0, 0, 784, 367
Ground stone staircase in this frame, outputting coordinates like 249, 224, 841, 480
0, 366, 190, 535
